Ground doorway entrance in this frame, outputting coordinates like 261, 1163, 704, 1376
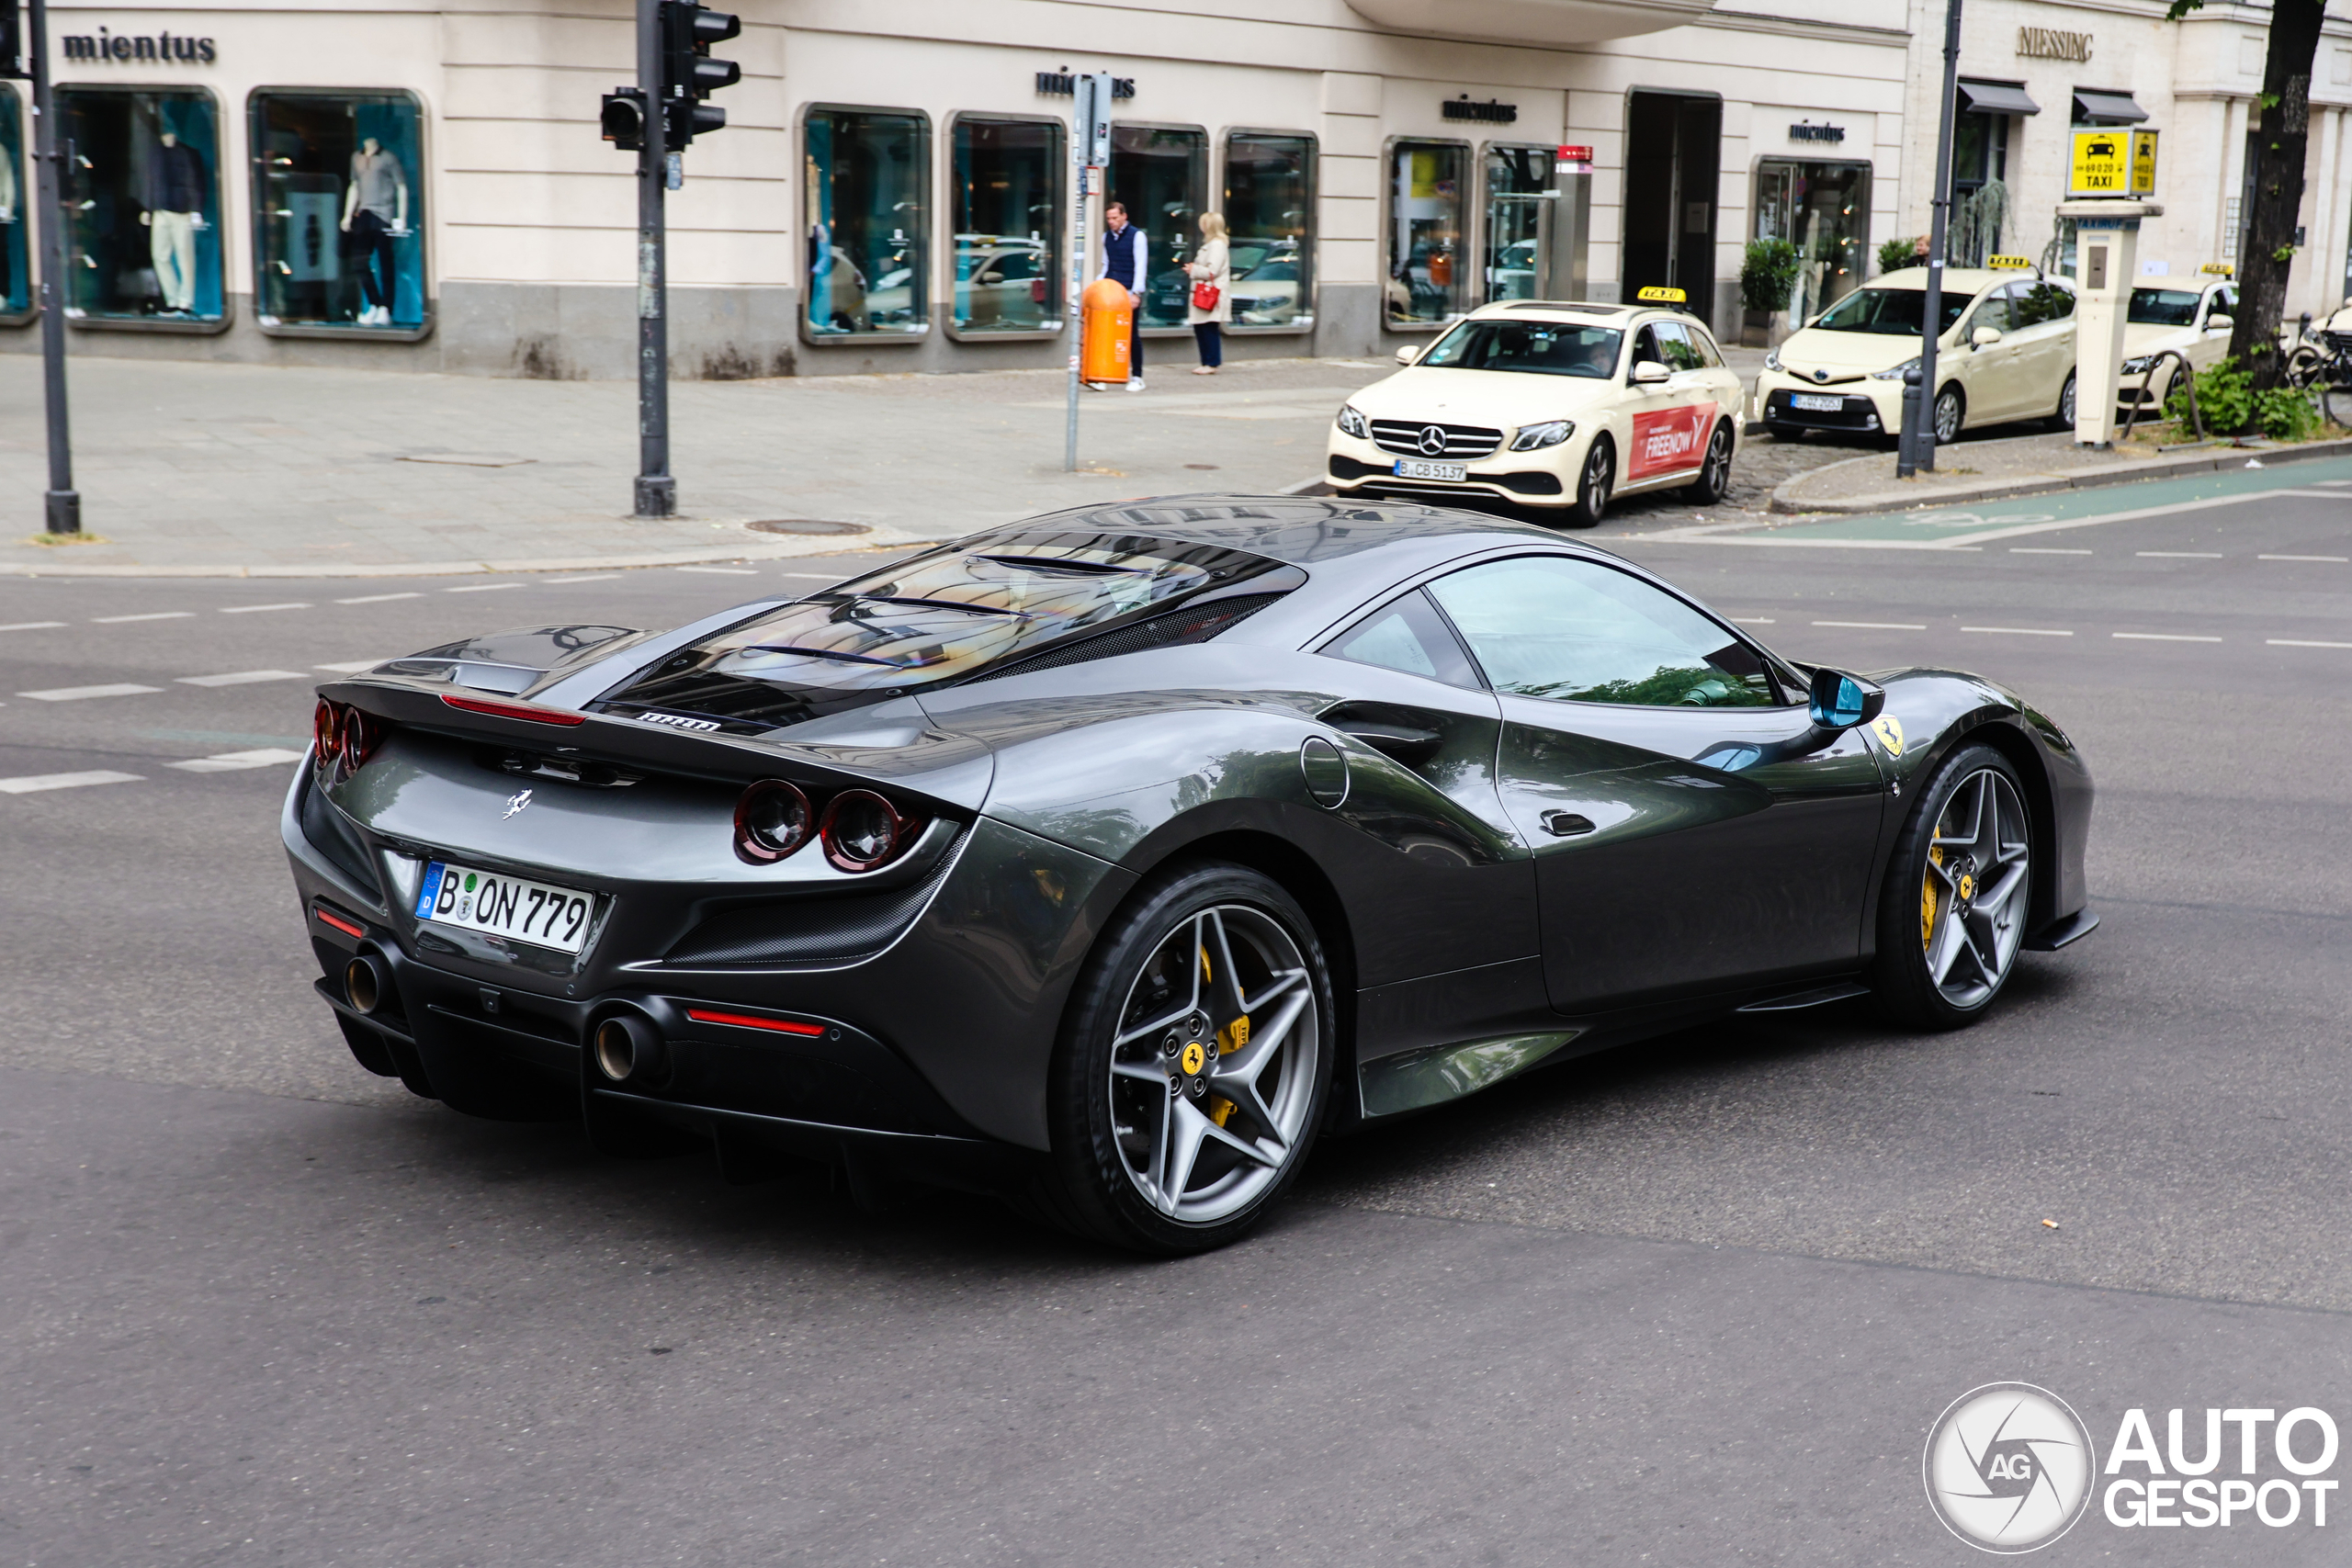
1754, 161, 1871, 324
1623, 92, 1720, 314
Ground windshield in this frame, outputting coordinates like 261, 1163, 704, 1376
1418, 320, 1623, 378
594, 532, 1296, 729
2128, 288, 2201, 326
1812, 287, 1970, 336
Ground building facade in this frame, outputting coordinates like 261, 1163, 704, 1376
0, 0, 1914, 378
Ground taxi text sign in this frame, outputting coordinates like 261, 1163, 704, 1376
2130, 129, 2158, 196
2068, 128, 2129, 195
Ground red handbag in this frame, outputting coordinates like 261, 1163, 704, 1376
1192, 279, 1220, 310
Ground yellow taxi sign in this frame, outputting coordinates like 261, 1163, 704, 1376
2068, 128, 2129, 196
2130, 129, 2159, 196
1986, 254, 2036, 270
2199, 261, 2234, 276
1635, 286, 1688, 304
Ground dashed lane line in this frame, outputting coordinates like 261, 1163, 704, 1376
1962, 626, 2073, 637
2113, 632, 2222, 642
2136, 551, 2224, 559
220, 603, 311, 615
676, 566, 758, 575
1813, 620, 1926, 630
166, 749, 306, 773
445, 582, 523, 593
547, 574, 623, 584
1, 621, 65, 631
2011, 547, 2092, 555
0, 771, 144, 795
2270, 638, 2352, 649
778, 572, 842, 580
175, 670, 311, 688
316, 660, 388, 674
335, 592, 424, 604
18, 683, 164, 702
2258, 554, 2350, 562
91, 612, 195, 624
1728, 617, 1776, 625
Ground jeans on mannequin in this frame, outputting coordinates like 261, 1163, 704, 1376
150, 209, 197, 312
348, 209, 396, 318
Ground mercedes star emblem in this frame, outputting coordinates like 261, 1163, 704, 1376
1418, 425, 1448, 457
1813, 368, 1831, 383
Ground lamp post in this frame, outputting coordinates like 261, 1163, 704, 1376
26, 0, 79, 533
1897, 0, 1963, 479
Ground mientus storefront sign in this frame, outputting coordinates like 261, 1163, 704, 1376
62, 27, 219, 63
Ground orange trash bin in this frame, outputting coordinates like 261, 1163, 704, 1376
1080, 276, 1133, 384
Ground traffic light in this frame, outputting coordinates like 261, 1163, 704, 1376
600, 87, 647, 153
660, 0, 740, 149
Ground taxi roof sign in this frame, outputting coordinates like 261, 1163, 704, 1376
1986, 254, 2036, 270
1635, 286, 1687, 304
2199, 261, 2234, 276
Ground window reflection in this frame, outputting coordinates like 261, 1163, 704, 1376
1224, 132, 1313, 330
1388, 140, 1465, 326
1110, 124, 1205, 328
951, 118, 1062, 334
0, 87, 27, 319
806, 108, 929, 338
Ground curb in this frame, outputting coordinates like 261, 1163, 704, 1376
0, 524, 926, 580
1767, 433, 2352, 515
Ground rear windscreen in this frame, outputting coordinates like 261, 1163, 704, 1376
592, 530, 1297, 730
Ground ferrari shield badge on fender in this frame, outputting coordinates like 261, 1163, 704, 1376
1871, 715, 1905, 756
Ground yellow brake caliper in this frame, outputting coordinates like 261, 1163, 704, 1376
1209, 1014, 1249, 1127
1921, 845, 1944, 952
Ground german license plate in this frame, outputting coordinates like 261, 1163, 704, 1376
1393, 457, 1468, 481
414, 861, 594, 954
1790, 393, 1843, 412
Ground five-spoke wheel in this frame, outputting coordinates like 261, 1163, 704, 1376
1874, 745, 2034, 1028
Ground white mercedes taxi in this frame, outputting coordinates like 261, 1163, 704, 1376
1324, 289, 1744, 526
2119, 272, 2235, 422
1756, 262, 2079, 445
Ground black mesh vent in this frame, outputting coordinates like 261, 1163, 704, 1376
966, 592, 1283, 684
662, 835, 965, 967
300, 777, 382, 899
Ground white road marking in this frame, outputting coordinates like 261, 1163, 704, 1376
1962, 626, 2073, 637
778, 572, 842, 581
0, 770, 145, 795
676, 566, 757, 575
1813, 620, 1926, 630
175, 670, 311, 688
1728, 616, 1776, 625
445, 582, 523, 593
220, 603, 311, 615
316, 660, 387, 673
2011, 547, 2091, 555
166, 749, 307, 773
0, 621, 66, 631
2113, 632, 2222, 642
2258, 554, 2349, 562
2269, 638, 2352, 649
2136, 551, 2223, 558
547, 574, 623, 584
19, 682, 164, 701
335, 592, 424, 604
92, 611, 195, 624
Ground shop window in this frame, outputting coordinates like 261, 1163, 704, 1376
0, 87, 28, 321
1388, 140, 1466, 327
251, 92, 426, 334
805, 108, 929, 339
1224, 131, 1314, 331
950, 117, 1061, 336
1951, 113, 2010, 267
59, 87, 225, 325
1753, 161, 1870, 323
1481, 144, 1553, 305
1109, 125, 1205, 329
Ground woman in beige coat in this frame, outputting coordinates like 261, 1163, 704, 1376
1184, 212, 1232, 374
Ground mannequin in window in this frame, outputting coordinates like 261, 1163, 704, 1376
0, 140, 16, 305
339, 136, 409, 327
140, 130, 206, 315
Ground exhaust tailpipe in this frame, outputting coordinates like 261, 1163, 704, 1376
345, 953, 389, 1016
594, 1011, 670, 1088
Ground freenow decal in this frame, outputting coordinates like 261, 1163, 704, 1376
1629, 403, 1714, 479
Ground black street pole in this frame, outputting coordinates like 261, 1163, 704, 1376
1899, 0, 1963, 478
26, 0, 78, 533
632, 0, 673, 517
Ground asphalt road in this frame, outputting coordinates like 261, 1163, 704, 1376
5, 479, 2352, 1563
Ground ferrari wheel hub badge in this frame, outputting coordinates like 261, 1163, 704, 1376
1179, 1040, 1207, 1076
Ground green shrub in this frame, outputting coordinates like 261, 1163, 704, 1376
1877, 235, 1924, 276
2251, 385, 2321, 439
2169, 356, 2252, 434
1740, 239, 1801, 314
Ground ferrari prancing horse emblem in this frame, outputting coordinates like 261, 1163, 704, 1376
1870, 715, 1905, 757
503, 789, 534, 818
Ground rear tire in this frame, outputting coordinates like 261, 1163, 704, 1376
1564, 434, 1614, 528
1872, 743, 2035, 1032
1689, 420, 1735, 505
2049, 370, 2077, 431
1035, 863, 1333, 1255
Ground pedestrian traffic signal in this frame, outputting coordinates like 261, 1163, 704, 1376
600, 87, 648, 152
660, 1, 740, 148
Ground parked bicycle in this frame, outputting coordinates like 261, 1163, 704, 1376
2284, 312, 2352, 423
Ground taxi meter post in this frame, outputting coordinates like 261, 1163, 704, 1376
2062, 129, 2163, 446
1063, 71, 1115, 473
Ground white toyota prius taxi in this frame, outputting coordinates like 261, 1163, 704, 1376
1324, 290, 1745, 526
1756, 262, 2079, 445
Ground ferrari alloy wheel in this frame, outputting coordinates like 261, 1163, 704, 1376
1874, 744, 2034, 1029
1932, 384, 1965, 445
1041, 863, 1332, 1253
1691, 421, 1734, 505
1565, 434, 1614, 528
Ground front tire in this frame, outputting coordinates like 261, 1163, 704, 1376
1932, 383, 1965, 445
2050, 370, 2077, 431
1689, 420, 1735, 505
1872, 744, 2034, 1031
1037, 863, 1334, 1254
1564, 434, 1614, 528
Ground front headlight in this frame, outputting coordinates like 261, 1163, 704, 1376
1871, 356, 1922, 382
1336, 404, 1369, 439
1509, 420, 1576, 452
1763, 349, 1782, 373
2120, 354, 2157, 375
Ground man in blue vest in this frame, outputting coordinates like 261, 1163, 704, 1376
1095, 200, 1146, 392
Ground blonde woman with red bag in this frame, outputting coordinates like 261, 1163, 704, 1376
1185, 212, 1232, 374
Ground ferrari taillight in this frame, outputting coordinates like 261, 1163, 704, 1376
734, 779, 814, 863
820, 789, 917, 873
313, 698, 341, 761
339, 706, 380, 770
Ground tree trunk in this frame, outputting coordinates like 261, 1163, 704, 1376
2231, 0, 2327, 389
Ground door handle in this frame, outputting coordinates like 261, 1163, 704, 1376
1335, 719, 1442, 766
1540, 810, 1596, 837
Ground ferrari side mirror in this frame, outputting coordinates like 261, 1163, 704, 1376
1807, 667, 1885, 730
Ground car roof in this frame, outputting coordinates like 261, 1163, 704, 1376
1466, 299, 1711, 333
1866, 266, 2062, 296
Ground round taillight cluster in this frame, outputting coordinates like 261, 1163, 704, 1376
313, 699, 384, 773
733, 780, 917, 872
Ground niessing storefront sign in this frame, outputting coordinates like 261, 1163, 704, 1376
2018, 27, 2092, 62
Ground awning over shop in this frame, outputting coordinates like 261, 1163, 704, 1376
2072, 89, 2149, 124
1956, 79, 2041, 116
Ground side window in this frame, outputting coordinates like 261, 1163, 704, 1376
1963, 288, 2016, 337
1630, 324, 1666, 369
2014, 281, 2073, 325
1682, 324, 1725, 367
1654, 320, 1706, 372
1320, 589, 1483, 689
1424, 556, 1780, 708
2211, 285, 2236, 321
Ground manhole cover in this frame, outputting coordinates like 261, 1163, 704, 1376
1184, 463, 1219, 471
746, 518, 870, 536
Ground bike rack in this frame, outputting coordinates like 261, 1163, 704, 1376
2117, 347, 2203, 445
